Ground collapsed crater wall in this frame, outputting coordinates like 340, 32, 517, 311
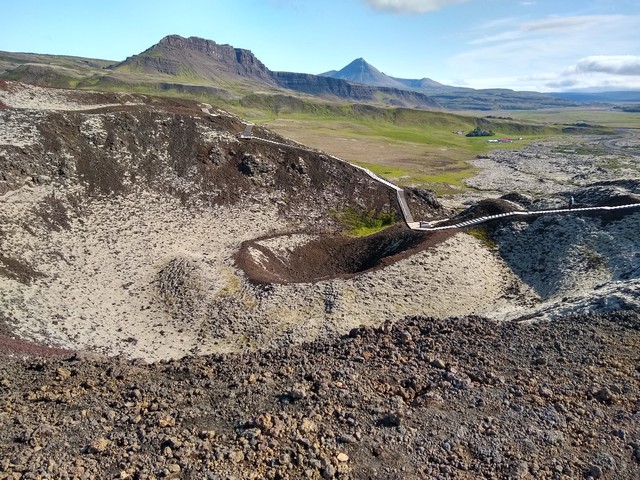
3, 81, 637, 360
488, 207, 640, 319
2, 83, 483, 360
238, 227, 447, 284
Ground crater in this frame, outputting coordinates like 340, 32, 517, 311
236, 225, 454, 284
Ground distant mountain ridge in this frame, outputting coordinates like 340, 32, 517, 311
109, 35, 440, 109
270, 71, 439, 108
320, 57, 581, 110
322, 58, 408, 89
3, 34, 635, 110
550, 90, 640, 103
321, 57, 445, 91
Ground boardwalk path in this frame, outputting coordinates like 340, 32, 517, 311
238, 124, 640, 230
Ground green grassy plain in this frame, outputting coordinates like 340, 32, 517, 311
240, 105, 563, 195
333, 207, 396, 237
66, 81, 633, 194
493, 107, 640, 129
221, 95, 640, 195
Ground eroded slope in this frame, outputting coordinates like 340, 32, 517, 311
1, 82, 532, 360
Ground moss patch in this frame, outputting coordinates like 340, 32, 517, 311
334, 207, 396, 237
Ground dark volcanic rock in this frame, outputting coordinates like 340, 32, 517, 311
1, 312, 639, 479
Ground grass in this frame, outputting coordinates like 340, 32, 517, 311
334, 207, 396, 237
6, 56, 624, 195
253, 106, 556, 194
467, 226, 497, 249
580, 245, 607, 271
601, 157, 640, 174
551, 143, 608, 156
354, 160, 476, 196
110, 63, 216, 86
73, 81, 627, 195
498, 107, 640, 129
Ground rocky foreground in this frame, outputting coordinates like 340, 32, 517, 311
1, 312, 640, 480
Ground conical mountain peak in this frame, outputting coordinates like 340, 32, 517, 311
327, 58, 405, 88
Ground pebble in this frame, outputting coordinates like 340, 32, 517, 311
229, 451, 245, 463
158, 415, 176, 428
400, 331, 412, 344
288, 387, 307, 400
431, 358, 446, 369
587, 464, 603, 479
87, 438, 109, 454
337, 434, 357, 444
595, 387, 616, 404
322, 464, 337, 479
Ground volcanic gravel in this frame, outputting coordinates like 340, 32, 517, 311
1, 312, 639, 479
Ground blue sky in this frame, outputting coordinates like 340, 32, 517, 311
2, 0, 639, 91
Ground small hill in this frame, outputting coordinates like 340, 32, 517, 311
393, 76, 447, 90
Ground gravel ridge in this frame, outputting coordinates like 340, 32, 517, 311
1, 312, 639, 479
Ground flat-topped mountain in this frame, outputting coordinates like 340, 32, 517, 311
116, 36, 440, 108
111, 34, 276, 87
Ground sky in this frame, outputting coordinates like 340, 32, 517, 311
2, 0, 640, 92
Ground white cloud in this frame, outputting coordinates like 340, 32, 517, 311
572, 55, 640, 76
541, 55, 640, 91
545, 72, 640, 91
448, 13, 640, 91
363, 0, 470, 14
471, 15, 625, 45
522, 15, 609, 33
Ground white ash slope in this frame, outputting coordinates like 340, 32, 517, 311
1, 184, 536, 361
491, 208, 640, 321
0, 83, 535, 360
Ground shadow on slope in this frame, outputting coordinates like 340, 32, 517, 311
486, 184, 640, 300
